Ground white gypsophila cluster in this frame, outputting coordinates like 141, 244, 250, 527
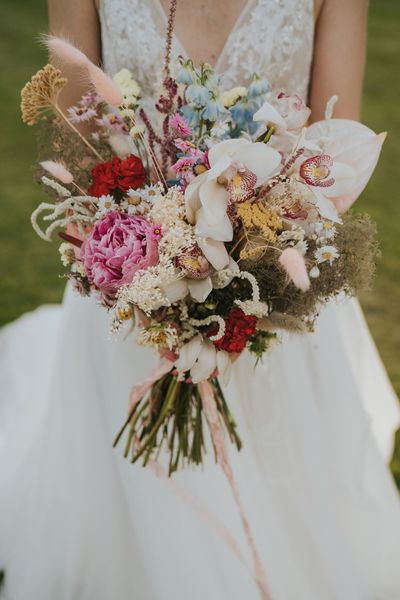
188, 315, 226, 342
117, 262, 178, 314
149, 186, 186, 226
136, 324, 179, 351
158, 222, 196, 267
59, 242, 75, 267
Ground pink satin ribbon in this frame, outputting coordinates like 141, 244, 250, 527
127, 359, 273, 600
128, 356, 175, 412
198, 380, 273, 600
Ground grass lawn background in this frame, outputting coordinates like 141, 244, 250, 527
0, 0, 399, 479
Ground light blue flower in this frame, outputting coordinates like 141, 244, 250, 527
204, 71, 222, 92
230, 97, 261, 134
176, 60, 196, 85
248, 74, 271, 98
180, 104, 201, 127
186, 83, 211, 107
201, 97, 228, 122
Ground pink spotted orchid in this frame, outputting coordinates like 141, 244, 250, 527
305, 119, 386, 213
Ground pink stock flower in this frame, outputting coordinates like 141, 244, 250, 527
172, 156, 198, 183
276, 92, 311, 130
81, 211, 159, 294
174, 138, 204, 158
170, 113, 193, 136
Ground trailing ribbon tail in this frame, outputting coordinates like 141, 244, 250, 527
198, 379, 273, 600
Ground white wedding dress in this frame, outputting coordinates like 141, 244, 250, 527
1, 1, 400, 598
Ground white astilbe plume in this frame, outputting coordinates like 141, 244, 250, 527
40, 160, 74, 184
31, 196, 96, 242
41, 176, 71, 197
279, 248, 311, 291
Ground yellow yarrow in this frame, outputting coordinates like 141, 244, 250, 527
237, 200, 282, 242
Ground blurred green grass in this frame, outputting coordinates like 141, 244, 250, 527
0, 0, 399, 478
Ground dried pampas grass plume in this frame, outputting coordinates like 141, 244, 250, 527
44, 35, 123, 107
279, 248, 310, 292
21, 64, 67, 125
40, 160, 74, 184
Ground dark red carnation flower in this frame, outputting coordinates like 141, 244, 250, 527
89, 154, 146, 197
209, 308, 258, 354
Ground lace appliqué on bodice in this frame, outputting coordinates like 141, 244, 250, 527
99, 0, 314, 120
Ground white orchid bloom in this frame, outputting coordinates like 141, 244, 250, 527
175, 334, 232, 384
185, 139, 281, 270
253, 101, 287, 133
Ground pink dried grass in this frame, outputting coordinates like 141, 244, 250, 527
279, 248, 310, 292
40, 160, 74, 184
44, 36, 123, 107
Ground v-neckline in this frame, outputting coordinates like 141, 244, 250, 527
153, 0, 253, 71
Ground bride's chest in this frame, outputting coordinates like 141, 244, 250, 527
99, 0, 314, 97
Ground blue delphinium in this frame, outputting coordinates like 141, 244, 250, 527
248, 73, 271, 98
176, 59, 195, 85
180, 104, 201, 128
201, 95, 228, 122
185, 83, 212, 107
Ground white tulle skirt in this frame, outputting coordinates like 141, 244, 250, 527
1, 286, 400, 600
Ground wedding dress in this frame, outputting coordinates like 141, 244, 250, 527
1, 1, 400, 598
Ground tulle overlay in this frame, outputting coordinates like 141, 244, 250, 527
1, 287, 400, 599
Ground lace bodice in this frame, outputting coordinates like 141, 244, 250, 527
99, 0, 314, 117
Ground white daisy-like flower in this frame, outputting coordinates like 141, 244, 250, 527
315, 245, 339, 265
314, 221, 336, 241
121, 192, 150, 215
95, 194, 117, 218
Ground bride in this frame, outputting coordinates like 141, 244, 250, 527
1, 0, 400, 598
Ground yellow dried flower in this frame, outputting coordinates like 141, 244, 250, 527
21, 64, 68, 126
237, 200, 282, 243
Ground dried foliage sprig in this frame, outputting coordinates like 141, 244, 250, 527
21, 64, 105, 161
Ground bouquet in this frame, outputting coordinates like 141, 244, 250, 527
21, 38, 383, 476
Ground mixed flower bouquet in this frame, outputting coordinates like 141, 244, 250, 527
21, 36, 383, 477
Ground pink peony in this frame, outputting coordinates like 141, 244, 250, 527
81, 211, 159, 294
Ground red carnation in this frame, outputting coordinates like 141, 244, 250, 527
210, 308, 258, 354
89, 154, 146, 197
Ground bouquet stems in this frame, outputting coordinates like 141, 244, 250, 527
114, 373, 242, 475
